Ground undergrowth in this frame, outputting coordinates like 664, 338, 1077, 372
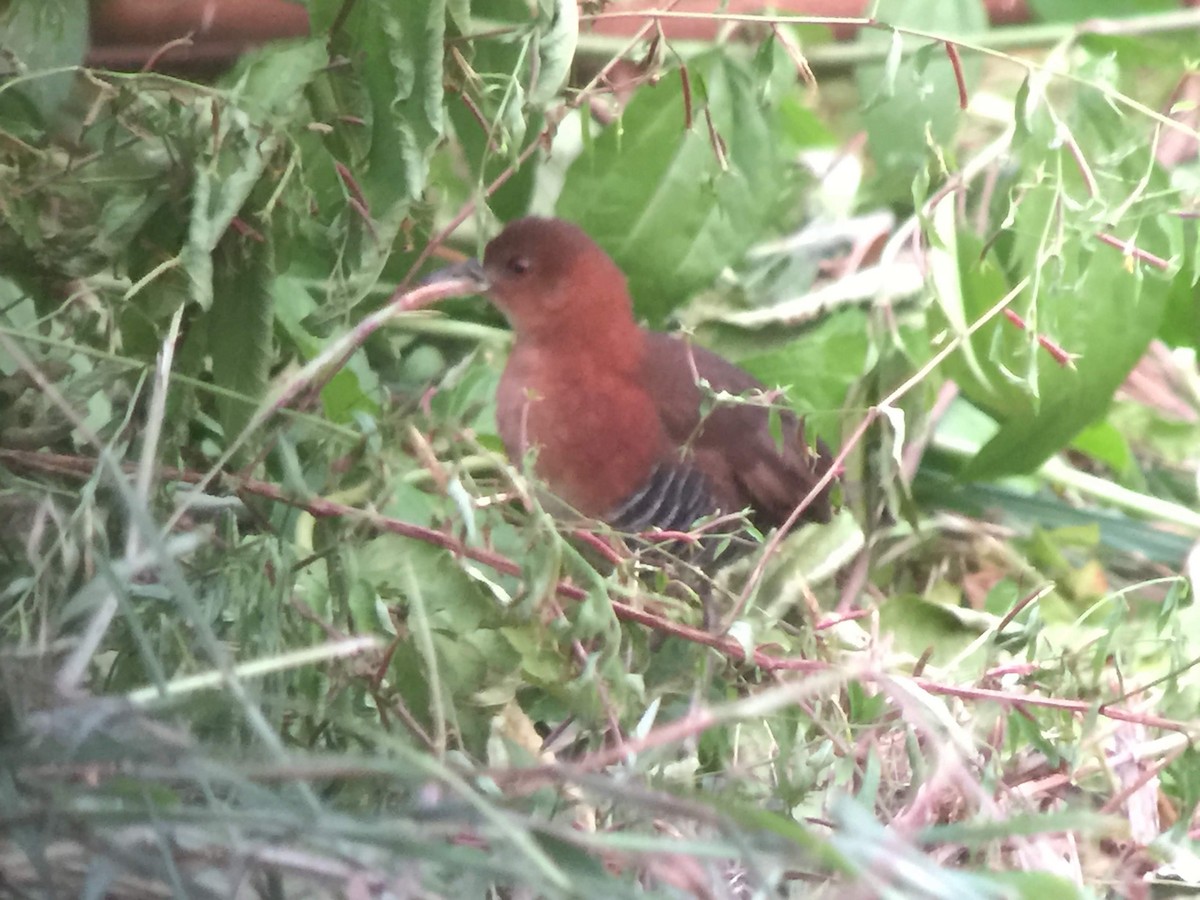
2, 0, 1200, 896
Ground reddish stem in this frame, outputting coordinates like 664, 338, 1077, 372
944, 40, 968, 110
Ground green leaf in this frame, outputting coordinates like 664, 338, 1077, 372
272, 274, 382, 422
446, 0, 471, 33
302, 1, 448, 309
1079, 31, 1200, 70
329, 0, 446, 213
530, 0, 578, 106
856, 0, 987, 202
1158, 218, 1199, 349
736, 308, 871, 444
1069, 420, 1133, 476
968, 235, 1174, 471
877, 594, 986, 669
924, 808, 1115, 844
931, 60, 1186, 479
182, 112, 281, 312
1029, 0, 1174, 22
209, 236, 274, 446
0, 0, 88, 124
444, 0, 546, 222
223, 38, 328, 126
927, 196, 1006, 410
558, 48, 815, 325
915, 469, 1194, 565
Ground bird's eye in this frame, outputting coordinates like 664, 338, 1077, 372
508, 256, 531, 275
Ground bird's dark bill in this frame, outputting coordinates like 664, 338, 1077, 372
420, 258, 488, 292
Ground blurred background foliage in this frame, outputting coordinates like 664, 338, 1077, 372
2, 0, 1200, 895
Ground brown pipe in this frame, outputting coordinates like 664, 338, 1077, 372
91, 0, 309, 43
89, 0, 308, 71
87, 0, 1196, 72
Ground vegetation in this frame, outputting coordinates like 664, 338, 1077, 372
2, 0, 1199, 895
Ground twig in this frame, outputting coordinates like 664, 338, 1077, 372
6, 447, 1193, 735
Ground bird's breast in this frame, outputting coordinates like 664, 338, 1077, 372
496, 347, 673, 520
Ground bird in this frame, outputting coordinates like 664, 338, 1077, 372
418, 216, 838, 551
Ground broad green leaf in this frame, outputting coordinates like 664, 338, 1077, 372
328, 0, 446, 213
1109, 401, 1200, 469
444, 0, 546, 222
1069, 420, 1133, 476
209, 236, 273, 446
1080, 32, 1200, 70
530, 0, 578, 106
446, 0, 471, 33
935, 56, 1185, 479
937, 216, 1045, 420
0, 0, 88, 124
558, 48, 821, 325
305, 0, 447, 309
1165, 748, 1200, 820
181, 109, 280, 312
355, 535, 520, 751
927, 195, 1004, 408
856, 0, 987, 202
964, 153, 1178, 474
185, 40, 328, 365
877, 594, 990, 670
1158, 219, 1199, 349
223, 38, 328, 126
737, 308, 871, 444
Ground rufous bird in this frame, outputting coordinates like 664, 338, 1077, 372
419, 217, 838, 549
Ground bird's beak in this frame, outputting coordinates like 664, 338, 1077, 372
395, 258, 490, 312
419, 258, 489, 292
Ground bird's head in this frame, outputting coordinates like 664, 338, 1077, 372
420, 217, 636, 345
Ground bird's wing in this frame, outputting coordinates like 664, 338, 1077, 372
640, 332, 835, 529
605, 462, 716, 533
